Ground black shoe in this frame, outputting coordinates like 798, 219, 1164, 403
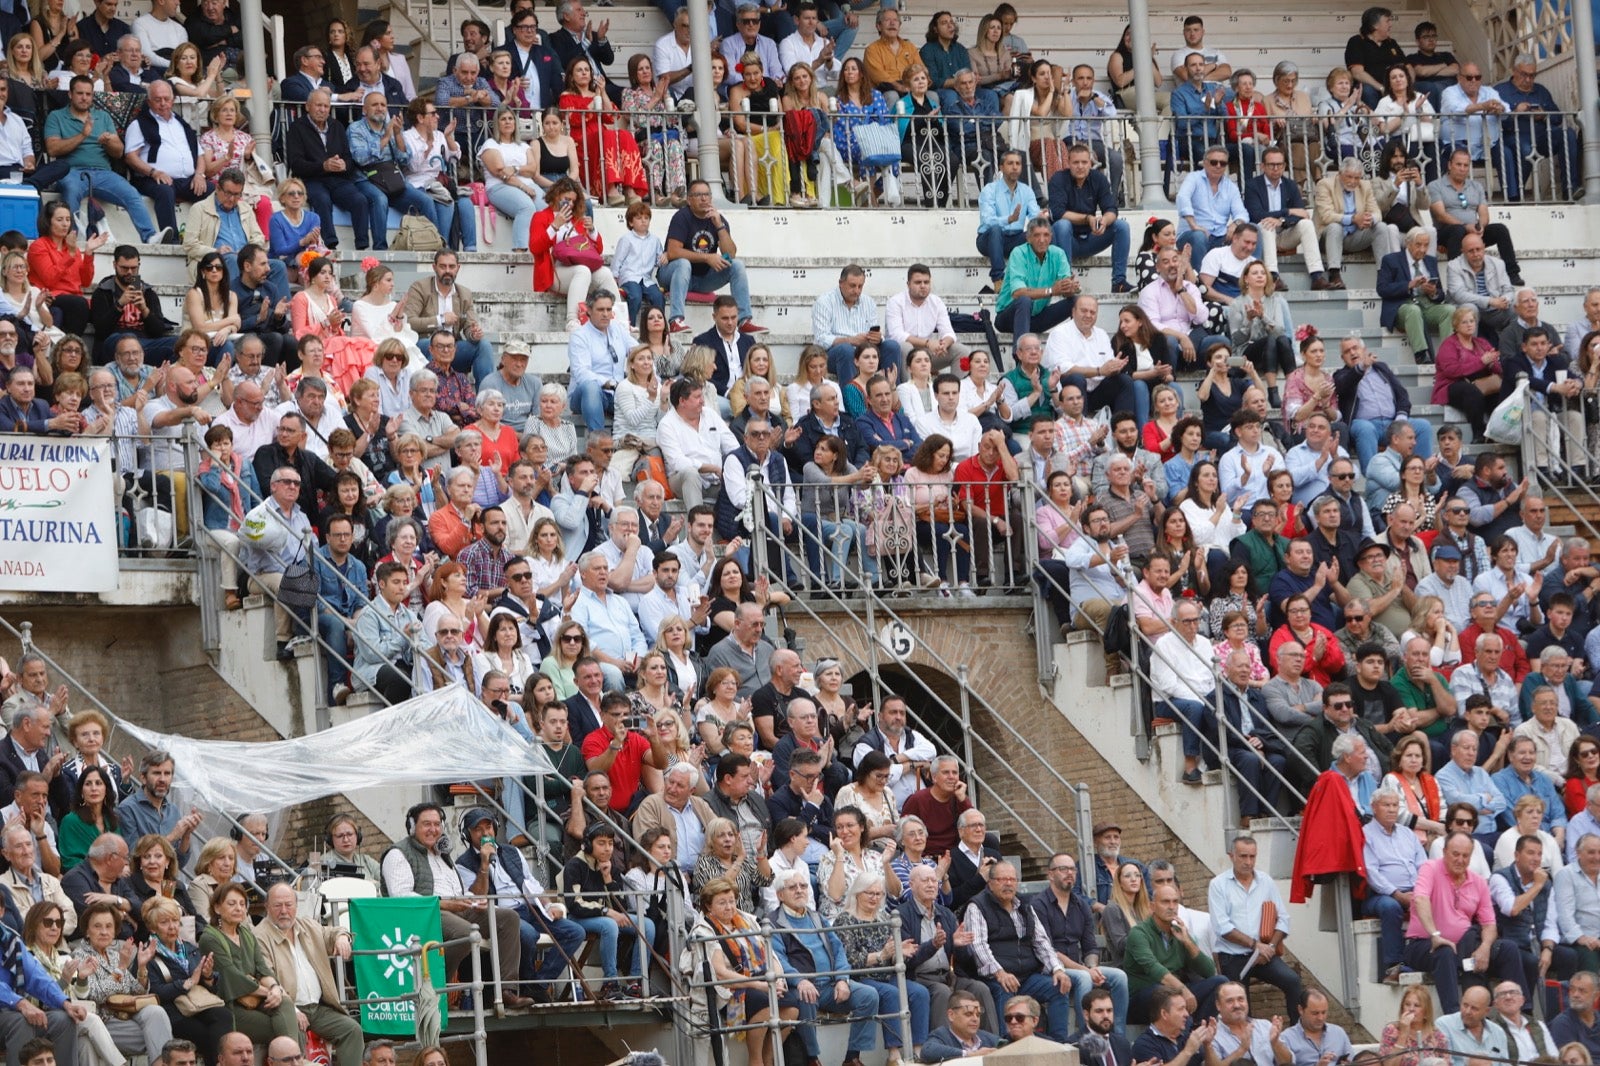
1111, 281, 1133, 294
1509, 273, 1526, 286
1182, 768, 1203, 785
978, 283, 995, 294
1268, 386, 1281, 408
275, 642, 293, 661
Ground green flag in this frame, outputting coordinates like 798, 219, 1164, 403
349, 897, 448, 1035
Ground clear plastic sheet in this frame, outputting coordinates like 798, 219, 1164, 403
114, 685, 553, 815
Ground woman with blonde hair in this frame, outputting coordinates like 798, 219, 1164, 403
779, 61, 828, 208
614, 344, 669, 488
198, 96, 257, 180
188, 836, 239, 921
787, 344, 830, 421
728, 51, 788, 206
267, 177, 325, 281
654, 614, 704, 702
1100, 859, 1152, 964
629, 651, 679, 719
1401, 594, 1460, 670
1379, 984, 1449, 1066
167, 42, 227, 128
479, 107, 546, 250
527, 515, 578, 601
540, 619, 590, 700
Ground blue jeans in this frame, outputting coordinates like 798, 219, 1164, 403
1161, 693, 1213, 758
659, 256, 752, 322
620, 279, 664, 322
1063, 372, 1138, 421
1177, 229, 1228, 267
859, 976, 929, 1049
1052, 218, 1130, 285
821, 0, 894, 55
976, 226, 1026, 282
225, 257, 290, 307
450, 335, 497, 384
1362, 892, 1406, 971
826, 338, 904, 381
571, 914, 655, 978
317, 611, 350, 692
488, 182, 543, 250
307, 174, 388, 250
105, 331, 177, 365
1350, 416, 1435, 472
1065, 966, 1129, 1035
569, 380, 615, 432
986, 972, 1070, 1042
818, 518, 879, 584
788, 977, 879, 1056
517, 904, 587, 986
130, 173, 209, 236
58, 168, 157, 241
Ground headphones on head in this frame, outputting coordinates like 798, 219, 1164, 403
582, 822, 613, 855
230, 814, 263, 844
458, 808, 497, 849
404, 802, 445, 836
324, 813, 363, 851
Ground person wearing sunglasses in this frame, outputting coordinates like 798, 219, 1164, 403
1425, 147, 1523, 285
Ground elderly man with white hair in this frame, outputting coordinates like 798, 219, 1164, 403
397, 368, 460, 472
415, 612, 472, 694
597, 505, 656, 613
1364, 786, 1429, 981
631, 763, 716, 869
0, 824, 73, 936
1312, 156, 1399, 291
1436, 729, 1510, 836
569, 551, 647, 688
902, 862, 997, 1032
1332, 732, 1380, 815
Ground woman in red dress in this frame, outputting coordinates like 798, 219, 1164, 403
559, 56, 648, 207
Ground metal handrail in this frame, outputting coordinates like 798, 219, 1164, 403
1023, 490, 1316, 825
1515, 372, 1600, 546
744, 469, 1095, 874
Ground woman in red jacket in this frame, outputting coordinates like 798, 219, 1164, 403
529, 177, 618, 333
27, 201, 106, 335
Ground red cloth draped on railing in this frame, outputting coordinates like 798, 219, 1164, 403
1289, 769, 1368, 903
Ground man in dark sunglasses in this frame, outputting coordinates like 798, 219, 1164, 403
1424, 147, 1523, 285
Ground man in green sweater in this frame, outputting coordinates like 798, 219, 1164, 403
1124, 882, 1226, 1024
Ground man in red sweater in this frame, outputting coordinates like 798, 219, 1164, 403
900, 755, 973, 857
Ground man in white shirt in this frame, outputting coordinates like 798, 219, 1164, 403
1044, 295, 1139, 420
1490, 980, 1557, 1062
0, 81, 33, 175
1169, 15, 1231, 81
652, 7, 697, 96
779, 1, 843, 90
638, 551, 711, 644
123, 80, 205, 243
213, 382, 279, 463
132, 0, 187, 70
1218, 411, 1280, 506
1150, 599, 1216, 784
914, 373, 983, 461
500, 459, 555, 557
884, 264, 970, 371
276, 376, 343, 459
379, 803, 528, 1006
658, 378, 736, 506
1507, 495, 1562, 575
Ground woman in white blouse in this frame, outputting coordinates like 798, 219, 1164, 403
401, 97, 476, 252
895, 346, 937, 421
1178, 459, 1247, 553
613, 346, 669, 488
477, 107, 545, 251
959, 348, 1009, 433
351, 265, 424, 367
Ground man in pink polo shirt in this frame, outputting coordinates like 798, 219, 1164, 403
1402, 830, 1525, 1011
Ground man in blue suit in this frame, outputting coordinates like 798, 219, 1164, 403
1376, 228, 1453, 363
549, 0, 623, 106
856, 374, 922, 462
506, 8, 562, 109
1242, 146, 1331, 290
923, 990, 1002, 1062
1502, 327, 1588, 478
280, 46, 330, 103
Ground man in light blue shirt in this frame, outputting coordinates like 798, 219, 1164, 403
1363, 788, 1430, 980
1554, 833, 1600, 973
1170, 51, 1230, 168
976, 149, 1040, 289
1439, 63, 1518, 200
569, 551, 648, 677
1207, 836, 1303, 1022
1436, 729, 1509, 835
1175, 144, 1247, 266
1569, 786, 1600, 864
1492, 736, 1568, 836
1278, 989, 1353, 1066
566, 289, 633, 432
1437, 987, 1510, 1066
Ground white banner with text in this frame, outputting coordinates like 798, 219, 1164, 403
0, 436, 117, 592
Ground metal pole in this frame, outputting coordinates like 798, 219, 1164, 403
1572, 0, 1600, 200
238, 0, 272, 157
687, 0, 723, 191
1126, 0, 1165, 208
891, 910, 910, 1056
469, 929, 488, 1066
1215, 684, 1235, 838
1075, 783, 1095, 889
957, 664, 977, 812
762, 921, 784, 1062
